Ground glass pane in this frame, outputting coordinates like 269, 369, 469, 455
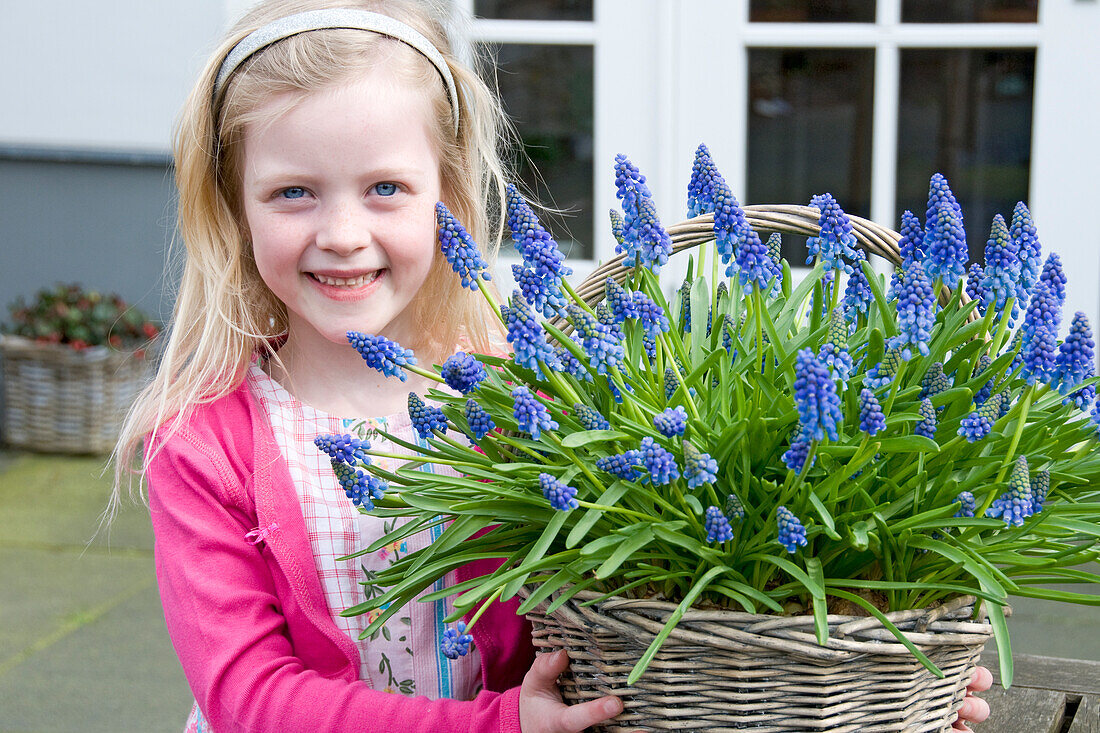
475, 0, 592, 21
750, 1, 876, 23
486, 43, 594, 259
903, 0, 1038, 23
896, 49, 1035, 263
747, 48, 875, 264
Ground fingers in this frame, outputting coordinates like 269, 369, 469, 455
528, 649, 571, 686
557, 694, 623, 732
520, 651, 624, 733
967, 665, 994, 692
956, 694, 991, 725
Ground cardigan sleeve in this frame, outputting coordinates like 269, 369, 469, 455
146, 426, 525, 733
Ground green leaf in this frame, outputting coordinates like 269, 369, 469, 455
561, 429, 632, 449
565, 481, 630, 548
501, 510, 570, 600
825, 587, 943, 677
875, 435, 940, 453
806, 557, 828, 645
595, 526, 656, 579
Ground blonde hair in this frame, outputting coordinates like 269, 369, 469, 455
110, 0, 515, 510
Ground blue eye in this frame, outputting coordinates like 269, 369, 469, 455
280, 187, 306, 199
375, 182, 398, 197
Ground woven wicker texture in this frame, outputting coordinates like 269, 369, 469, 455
0, 335, 152, 453
527, 589, 992, 732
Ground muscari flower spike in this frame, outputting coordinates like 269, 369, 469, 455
724, 493, 746, 521
710, 172, 746, 268
540, 473, 579, 511
915, 398, 938, 440
783, 432, 814, 473
898, 209, 925, 269
766, 232, 782, 265
639, 436, 679, 485
1053, 312, 1095, 399
512, 264, 569, 318
864, 347, 903, 391
1019, 280, 1061, 385
957, 392, 1004, 442
843, 259, 873, 322
858, 388, 886, 436
332, 460, 386, 510
348, 332, 417, 382
678, 280, 692, 333
966, 262, 990, 317
567, 304, 625, 375
776, 506, 808, 553
1039, 253, 1068, 309
734, 225, 782, 295
596, 303, 624, 340
818, 307, 855, 383
1092, 397, 1100, 438
314, 433, 370, 465
512, 386, 558, 440
464, 399, 495, 441
654, 406, 688, 438
973, 353, 994, 406
615, 155, 672, 272
793, 348, 843, 442
987, 455, 1034, 526
1011, 201, 1042, 302
436, 202, 492, 291
408, 393, 447, 439
632, 291, 670, 336
954, 491, 976, 519
441, 352, 487, 395
888, 260, 936, 360
704, 506, 734, 543
440, 621, 473, 660
806, 193, 862, 273
609, 209, 627, 254
921, 362, 952, 399
506, 184, 571, 281
574, 404, 610, 431
687, 143, 720, 217
683, 441, 719, 489
504, 291, 561, 379
596, 450, 643, 481
1031, 470, 1050, 513
923, 201, 968, 287
604, 278, 639, 322
980, 214, 1022, 325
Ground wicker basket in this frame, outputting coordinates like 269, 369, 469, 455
529, 205, 990, 730
526, 589, 993, 732
0, 335, 153, 454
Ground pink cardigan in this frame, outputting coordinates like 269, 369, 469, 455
146, 381, 536, 732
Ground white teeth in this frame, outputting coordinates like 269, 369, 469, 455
313, 272, 379, 287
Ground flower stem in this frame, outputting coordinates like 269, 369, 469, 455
988, 298, 1016, 357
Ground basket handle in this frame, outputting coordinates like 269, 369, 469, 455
569, 204, 904, 309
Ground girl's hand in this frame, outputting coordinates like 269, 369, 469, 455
519, 650, 628, 733
952, 665, 993, 731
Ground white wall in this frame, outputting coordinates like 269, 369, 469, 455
0, 0, 226, 153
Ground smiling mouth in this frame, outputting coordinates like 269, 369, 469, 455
309, 271, 381, 287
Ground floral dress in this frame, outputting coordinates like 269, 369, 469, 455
183, 365, 481, 732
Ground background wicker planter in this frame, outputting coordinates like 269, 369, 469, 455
526, 588, 994, 732
0, 335, 152, 454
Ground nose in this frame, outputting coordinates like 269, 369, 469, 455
315, 197, 371, 255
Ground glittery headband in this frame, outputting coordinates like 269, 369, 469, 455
213, 8, 460, 132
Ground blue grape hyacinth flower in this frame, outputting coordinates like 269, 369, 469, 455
634, 195, 674, 273
632, 291, 670, 337
954, 491, 976, 518
573, 404, 610, 431
596, 450, 643, 481
436, 202, 492, 291
793, 349, 843, 442
704, 506, 734, 543
782, 432, 814, 473
776, 506, 808, 553
314, 433, 369, 465
806, 193, 862, 273
1031, 470, 1050, 513
639, 436, 679, 485
512, 264, 569, 319
567, 304, 625, 375
506, 184, 571, 281
818, 307, 855, 384
980, 214, 1022, 325
898, 209, 925, 269
920, 362, 952, 400
1054, 312, 1095, 398
683, 441, 719, 489
843, 258, 873, 321
348, 332, 417, 382
512, 386, 558, 440
766, 232, 782, 265
889, 260, 936, 360
1039, 253, 1068, 309
864, 348, 903, 391
464, 399, 495, 441
687, 143, 720, 217
554, 338, 593, 383
1011, 201, 1042, 302
957, 392, 1003, 442
858, 389, 886, 436
504, 291, 561, 379
734, 226, 782, 295
609, 209, 626, 254
654, 406, 689, 438
540, 473, 579, 511
966, 262, 990, 316
923, 202, 968, 286
441, 352, 487, 395
915, 398, 938, 440
604, 278, 639, 322
711, 175, 747, 270
332, 460, 386, 510
408, 393, 448, 439
440, 622, 473, 660
972, 353, 994, 406
1019, 280, 1062, 385
987, 456, 1035, 527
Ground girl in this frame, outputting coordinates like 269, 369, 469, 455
114, 0, 992, 730
113, 1, 624, 730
